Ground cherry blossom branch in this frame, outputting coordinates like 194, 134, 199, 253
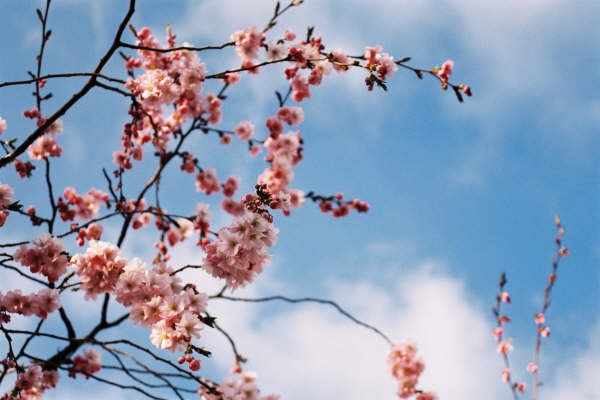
25, 350, 168, 400
0, 260, 50, 286
210, 292, 393, 346
119, 41, 235, 54
531, 216, 569, 400
101, 338, 218, 393
0, 73, 125, 89
44, 158, 58, 233
33, 0, 51, 111
0, 0, 137, 168
93, 80, 133, 97
209, 316, 247, 366
100, 345, 187, 400
169, 264, 204, 276
492, 273, 521, 400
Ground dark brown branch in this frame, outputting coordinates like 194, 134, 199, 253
119, 41, 234, 53
0, 72, 125, 89
0, 261, 50, 286
211, 293, 393, 346
0, 0, 137, 168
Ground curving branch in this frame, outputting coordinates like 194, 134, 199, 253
211, 292, 394, 346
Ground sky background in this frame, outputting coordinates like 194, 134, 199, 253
0, 0, 598, 399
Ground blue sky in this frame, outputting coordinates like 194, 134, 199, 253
0, 1, 598, 399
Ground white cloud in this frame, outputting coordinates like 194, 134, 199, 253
203, 262, 507, 399
545, 319, 600, 400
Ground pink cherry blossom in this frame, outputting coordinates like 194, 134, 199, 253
231, 26, 265, 62
223, 176, 240, 197
203, 212, 278, 289
497, 339, 513, 355
196, 168, 221, 195
59, 187, 109, 221
265, 41, 287, 62
70, 240, 128, 300
198, 370, 278, 400
526, 362, 538, 373
0, 117, 6, 135
13, 234, 68, 282
0, 288, 60, 319
0, 182, 14, 208
234, 121, 254, 141
70, 348, 101, 378
534, 312, 545, 325
387, 343, 433, 399
437, 59, 454, 85
27, 134, 62, 160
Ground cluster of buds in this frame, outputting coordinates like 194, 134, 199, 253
306, 191, 369, 218
177, 353, 201, 371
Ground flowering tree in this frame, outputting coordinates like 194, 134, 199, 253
0, 0, 489, 399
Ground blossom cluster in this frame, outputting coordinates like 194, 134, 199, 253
202, 211, 278, 289
58, 187, 109, 221
231, 26, 265, 62
114, 259, 207, 353
364, 45, 398, 81
5, 365, 59, 400
13, 234, 68, 283
22, 108, 64, 161
258, 130, 302, 195
69, 348, 101, 378
0, 182, 14, 227
123, 27, 214, 156
70, 240, 128, 300
491, 288, 526, 394
0, 288, 60, 319
388, 343, 436, 400
199, 370, 279, 400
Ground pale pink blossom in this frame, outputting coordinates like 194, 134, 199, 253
526, 362, 538, 373
223, 176, 240, 197
196, 168, 220, 195
284, 29, 296, 41
492, 327, 503, 340
437, 59, 454, 85
71, 240, 128, 299
0, 288, 60, 319
70, 348, 101, 378
198, 370, 278, 400
0, 182, 14, 208
222, 198, 245, 216
265, 41, 287, 62
534, 312, 545, 325
0, 117, 7, 135
224, 72, 241, 84
276, 106, 304, 126
27, 134, 62, 160
231, 26, 265, 61
203, 212, 278, 289
388, 343, 433, 399
13, 234, 68, 282
60, 187, 109, 220
234, 121, 254, 141
290, 75, 310, 102
497, 339, 513, 355
330, 49, 349, 72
